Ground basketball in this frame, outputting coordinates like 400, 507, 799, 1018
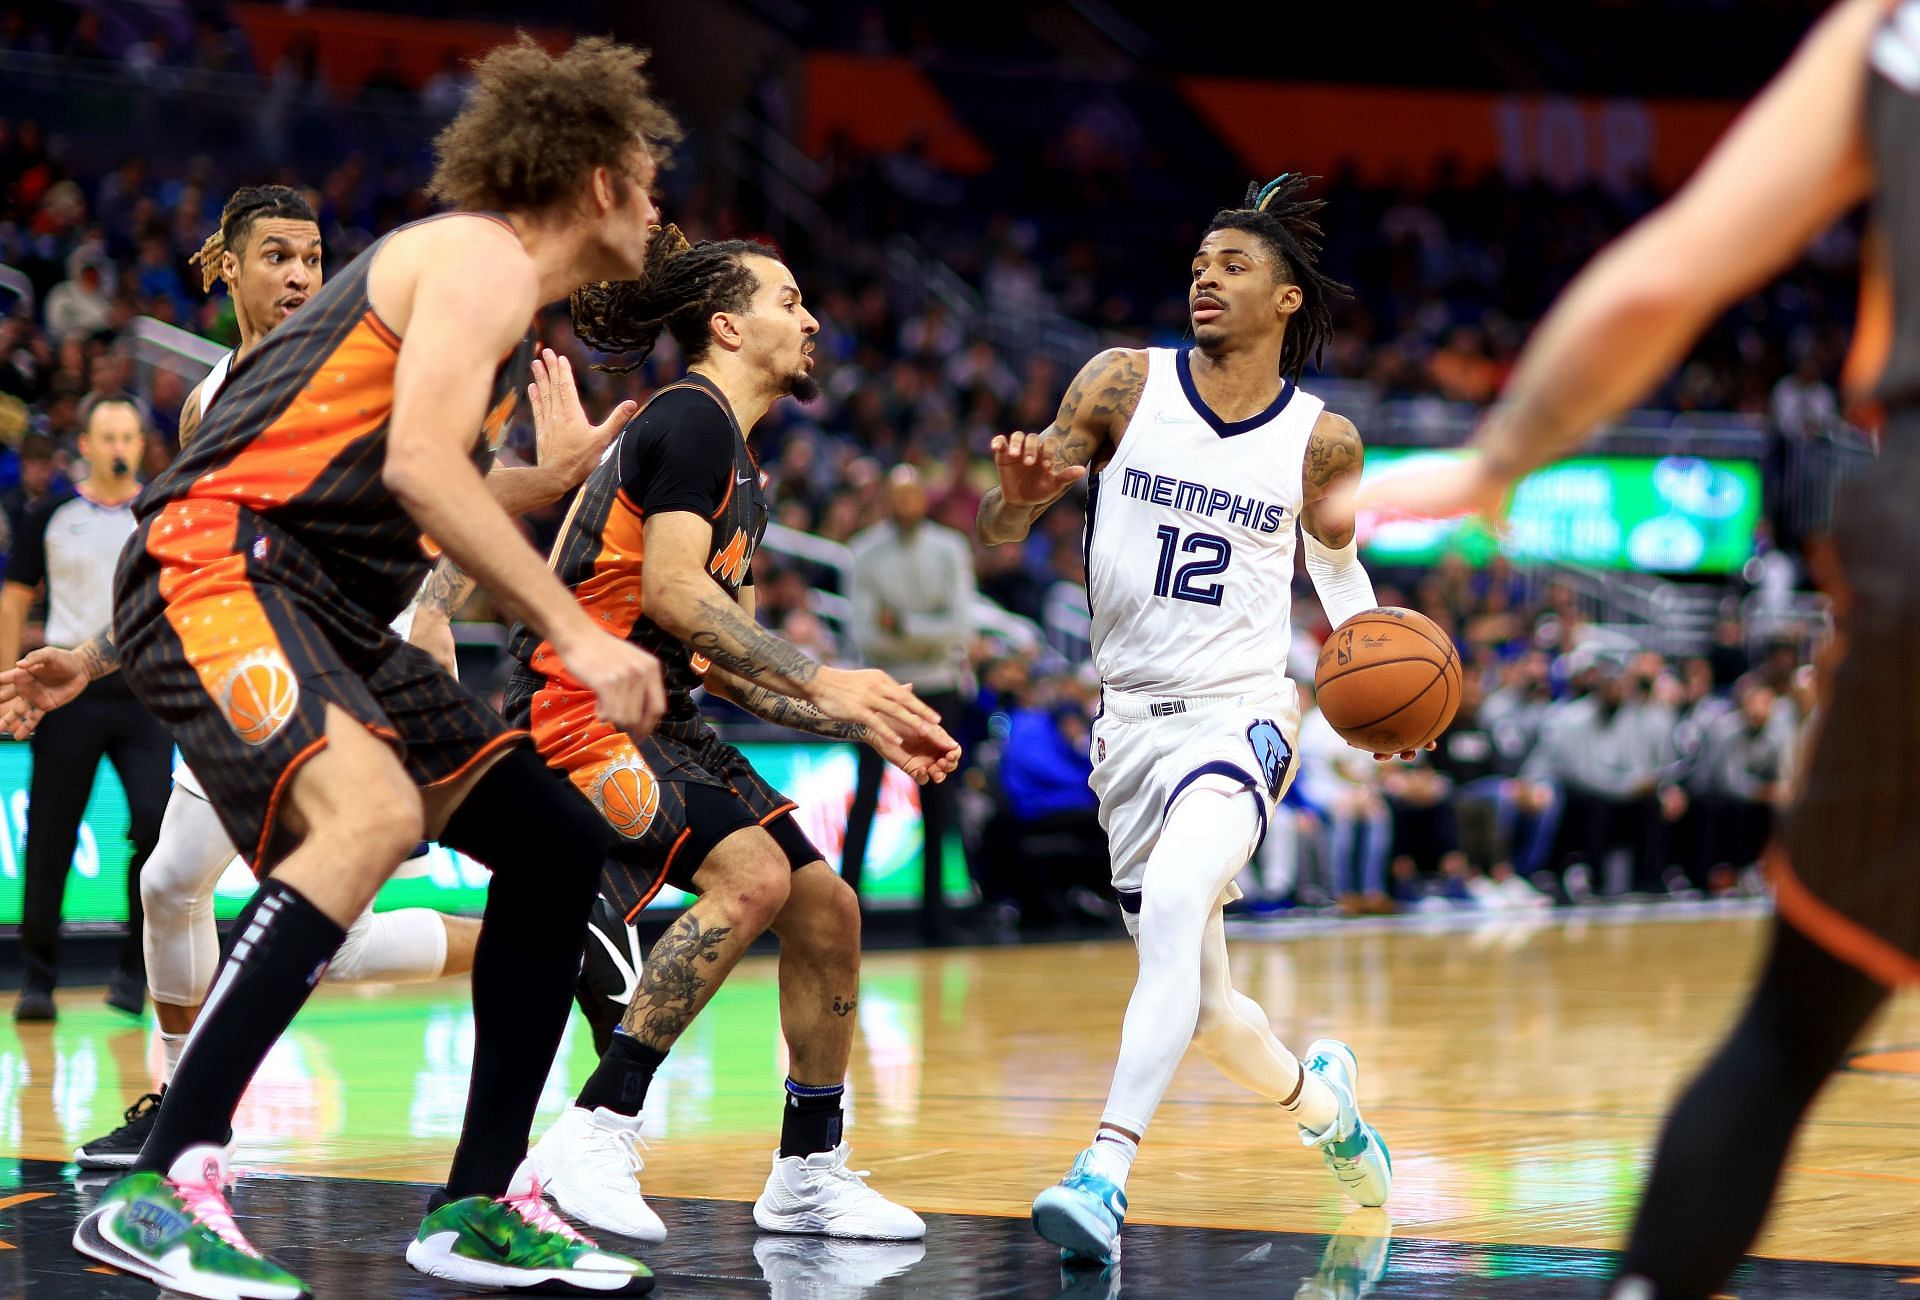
1313, 607, 1462, 755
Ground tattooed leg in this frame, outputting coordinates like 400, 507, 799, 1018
769, 862, 863, 1085
618, 906, 745, 1047
621, 828, 795, 1051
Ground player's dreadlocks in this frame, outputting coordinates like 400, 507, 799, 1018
571, 224, 773, 372
1203, 174, 1351, 380
188, 185, 317, 293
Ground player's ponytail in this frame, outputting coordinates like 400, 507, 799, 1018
189, 229, 227, 293
1204, 173, 1350, 380
571, 224, 770, 372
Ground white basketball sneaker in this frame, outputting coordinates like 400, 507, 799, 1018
528, 1105, 667, 1244
752, 1144, 926, 1240
1299, 1039, 1393, 1208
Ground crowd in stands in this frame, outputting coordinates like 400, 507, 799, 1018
0, 26, 1847, 931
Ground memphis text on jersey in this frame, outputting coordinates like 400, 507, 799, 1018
1115, 467, 1290, 534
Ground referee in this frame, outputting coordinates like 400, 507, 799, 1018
6, 395, 170, 1021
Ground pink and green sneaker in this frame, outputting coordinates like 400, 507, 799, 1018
72, 1143, 309, 1299
406, 1159, 653, 1294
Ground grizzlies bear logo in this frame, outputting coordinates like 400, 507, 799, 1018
1246, 719, 1292, 800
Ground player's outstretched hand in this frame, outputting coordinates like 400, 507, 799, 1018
0, 646, 94, 738
564, 630, 667, 737
1354, 447, 1515, 531
870, 718, 962, 786
990, 430, 1087, 507
529, 347, 638, 490
808, 666, 943, 751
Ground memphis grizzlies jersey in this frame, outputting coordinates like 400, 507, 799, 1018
1085, 346, 1321, 697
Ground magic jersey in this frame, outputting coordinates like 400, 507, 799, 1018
1085, 346, 1321, 697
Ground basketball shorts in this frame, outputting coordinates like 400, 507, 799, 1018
115, 500, 520, 872
524, 687, 823, 922
168, 586, 436, 807
1090, 679, 1304, 905
1774, 417, 1920, 986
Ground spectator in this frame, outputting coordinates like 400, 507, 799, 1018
1532, 660, 1685, 900
979, 679, 1111, 929
44, 248, 113, 343
1435, 675, 1552, 908
0, 432, 64, 573
1298, 687, 1393, 915
1768, 346, 1839, 441
1689, 677, 1795, 894
844, 465, 976, 940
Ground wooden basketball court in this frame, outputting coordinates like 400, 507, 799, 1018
4, 904, 1917, 1296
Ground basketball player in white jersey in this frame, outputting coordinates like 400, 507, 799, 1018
978, 175, 1393, 1261
3, 184, 626, 1167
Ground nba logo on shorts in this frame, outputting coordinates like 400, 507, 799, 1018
592, 748, 660, 840
1097, 736, 1107, 762
1246, 720, 1292, 799
219, 649, 299, 746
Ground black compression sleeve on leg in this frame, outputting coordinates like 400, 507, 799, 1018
136, 878, 345, 1173
437, 745, 604, 1200
1616, 919, 1889, 1298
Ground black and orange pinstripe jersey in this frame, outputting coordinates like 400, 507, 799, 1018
504, 375, 768, 725
130, 211, 532, 627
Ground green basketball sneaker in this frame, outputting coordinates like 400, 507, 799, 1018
72, 1143, 310, 1299
406, 1159, 653, 1294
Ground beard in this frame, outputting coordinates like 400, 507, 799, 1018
784, 368, 821, 403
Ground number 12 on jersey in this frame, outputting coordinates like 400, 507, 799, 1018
1152, 525, 1232, 606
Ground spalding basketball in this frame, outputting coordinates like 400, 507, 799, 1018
1314, 608, 1462, 755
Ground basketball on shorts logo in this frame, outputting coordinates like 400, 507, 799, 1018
219, 649, 299, 746
592, 750, 660, 840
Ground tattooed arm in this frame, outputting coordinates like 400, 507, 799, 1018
977, 346, 1145, 545
706, 675, 869, 741
414, 555, 477, 621
1299, 410, 1366, 547
73, 627, 118, 680
404, 555, 475, 673
641, 511, 949, 750
694, 586, 865, 740
696, 587, 960, 783
0, 624, 119, 739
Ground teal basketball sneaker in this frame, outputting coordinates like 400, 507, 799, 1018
72, 1143, 310, 1300
1299, 1039, 1393, 1208
1032, 1148, 1129, 1261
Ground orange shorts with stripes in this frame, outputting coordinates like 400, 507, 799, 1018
113, 500, 522, 871
517, 680, 818, 921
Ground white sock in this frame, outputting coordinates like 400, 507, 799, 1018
159, 1031, 189, 1085
1086, 1130, 1138, 1190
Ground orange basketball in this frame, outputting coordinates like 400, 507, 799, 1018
1313, 607, 1462, 755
